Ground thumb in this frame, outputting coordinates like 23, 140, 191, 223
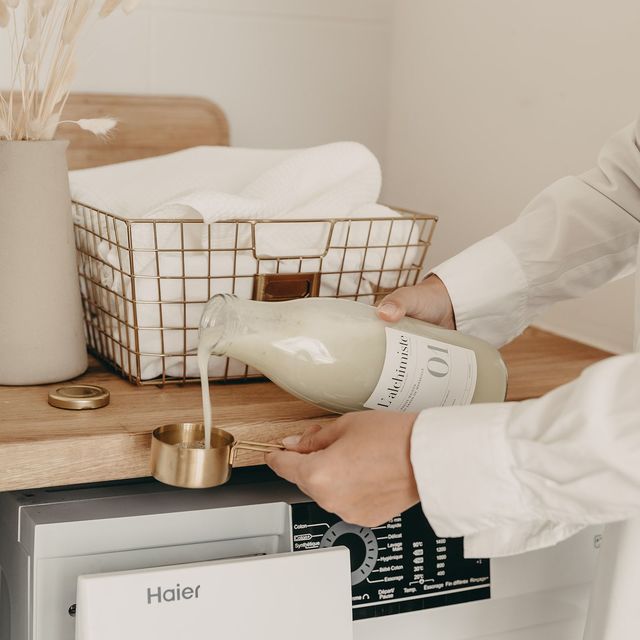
377, 286, 420, 323
264, 449, 306, 485
282, 422, 343, 453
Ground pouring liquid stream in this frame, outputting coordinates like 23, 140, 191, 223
197, 340, 214, 450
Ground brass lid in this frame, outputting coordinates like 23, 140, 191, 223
48, 384, 110, 410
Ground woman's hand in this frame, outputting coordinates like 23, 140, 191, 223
377, 274, 455, 328
265, 411, 420, 527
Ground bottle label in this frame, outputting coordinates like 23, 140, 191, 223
364, 328, 477, 412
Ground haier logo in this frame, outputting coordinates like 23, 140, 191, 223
146, 583, 201, 604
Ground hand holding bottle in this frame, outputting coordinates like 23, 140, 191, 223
264, 276, 505, 525
265, 411, 420, 527
199, 291, 505, 413
377, 274, 456, 328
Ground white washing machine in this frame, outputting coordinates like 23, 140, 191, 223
0, 468, 600, 640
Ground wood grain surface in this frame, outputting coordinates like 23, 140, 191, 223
2, 93, 230, 168
499, 327, 612, 401
0, 328, 612, 492
60, 93, 230, 169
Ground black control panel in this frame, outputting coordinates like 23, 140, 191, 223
291, 503, 490, 620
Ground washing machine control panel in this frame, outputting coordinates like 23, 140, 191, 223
291, 503, 490, 620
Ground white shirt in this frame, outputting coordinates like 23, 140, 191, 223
411, 120, 640, 559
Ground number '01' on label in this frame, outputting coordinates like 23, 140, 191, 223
364, 328, 477, 412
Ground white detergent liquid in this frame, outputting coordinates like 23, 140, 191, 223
198, 341, 215, 449
196, 296, 508, 415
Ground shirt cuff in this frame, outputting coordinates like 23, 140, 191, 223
431, 234, 528, 347
461, 522, 586, 558
410, 403, 532, 540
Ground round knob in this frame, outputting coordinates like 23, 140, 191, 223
320, 521, 379, 585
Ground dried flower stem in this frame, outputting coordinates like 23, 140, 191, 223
1, 0, 140, 141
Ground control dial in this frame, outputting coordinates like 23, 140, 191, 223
320, 521, 379, 585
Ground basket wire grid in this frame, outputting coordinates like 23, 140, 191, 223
72, 203, 438, 386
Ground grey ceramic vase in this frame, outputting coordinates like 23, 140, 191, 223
0, 140, 88, 384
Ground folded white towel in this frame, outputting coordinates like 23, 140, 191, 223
71, 142, 390, 256
70, 142, 380, 219
71, 143, 424, 380
70, 146, 295, 217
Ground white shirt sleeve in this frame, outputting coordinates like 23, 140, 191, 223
431, 122, 640, 348
412, 121, 640, 557
413, 352, 640, 558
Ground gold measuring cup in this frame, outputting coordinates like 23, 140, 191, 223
151, 423, 285, 489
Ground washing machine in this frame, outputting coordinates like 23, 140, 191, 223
0, 467, 600, 640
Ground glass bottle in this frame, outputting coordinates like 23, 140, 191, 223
199, 295, 507, 414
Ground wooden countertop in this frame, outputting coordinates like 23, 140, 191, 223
0, 328, 612, 492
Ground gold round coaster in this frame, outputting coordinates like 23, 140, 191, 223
48, 384, 110, 410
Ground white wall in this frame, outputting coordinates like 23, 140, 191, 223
2, 0, 638, 352
383, 0, 640, 353
0, 0, 394, 156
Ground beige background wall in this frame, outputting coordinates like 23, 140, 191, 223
0, 0, 394, 156
383, 0, 640, 353
2, 0, 638, 352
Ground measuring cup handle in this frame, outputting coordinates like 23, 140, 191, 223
230, 440, 285, 466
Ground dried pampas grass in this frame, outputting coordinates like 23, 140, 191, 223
62, 0, 91, 44
98, 0, 119, 17
121, 0, 140, 14
60, 117, 117, 137
0, 3, 10, 28
0, 0, 141, 141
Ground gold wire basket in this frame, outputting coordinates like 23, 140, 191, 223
72, 202, 437, 385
